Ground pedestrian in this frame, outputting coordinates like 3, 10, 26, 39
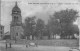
6, 43, 7, 49
9, 43, 11, 48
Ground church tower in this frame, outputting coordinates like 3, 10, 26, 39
11, 2, 22, 26
10, 2, 23, 40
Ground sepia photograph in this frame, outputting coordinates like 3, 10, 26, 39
0, 0, 80, 51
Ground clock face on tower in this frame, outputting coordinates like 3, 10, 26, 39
14, 11, 18, 14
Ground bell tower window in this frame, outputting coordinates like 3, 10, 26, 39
14, 16, 18, 22
16, 33, 18, 36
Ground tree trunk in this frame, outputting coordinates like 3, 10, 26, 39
53, 35, 54, 39
48, 35, 50, 39
65, 35, 67, 39
40, 37, 42, 39
32, 35, 34, 40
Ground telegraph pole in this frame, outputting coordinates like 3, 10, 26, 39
75, 17, 80, 50
77, 18, 80, 50
0, 0, 1, 25
0, 0, 1, 38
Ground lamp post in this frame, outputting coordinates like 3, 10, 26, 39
15, 36, 16, 43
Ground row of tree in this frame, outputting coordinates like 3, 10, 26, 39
22, 9, 79, 40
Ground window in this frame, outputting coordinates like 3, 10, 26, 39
16, 33, 18, 36
14, 16, 18, 21
0, 27, 2, 30
1, 32, 2, 34
15, 16, 18, 20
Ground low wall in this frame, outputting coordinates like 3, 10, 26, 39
16, 39, 79, 47
36, 39, 79, 47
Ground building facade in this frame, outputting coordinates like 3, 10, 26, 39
0, 25, 4, 39
10, 2, 23, 40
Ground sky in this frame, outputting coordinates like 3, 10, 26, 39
1, 0, 80, 33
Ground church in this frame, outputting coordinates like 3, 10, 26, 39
10, 2, 24, 40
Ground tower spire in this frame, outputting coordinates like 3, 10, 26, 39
15, 1, 18, 7
12, 1, 21, 14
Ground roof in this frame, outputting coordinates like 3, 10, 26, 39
12, 2, 21, 13
5, 31, 10, 35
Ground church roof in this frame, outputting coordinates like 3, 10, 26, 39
12, 2, 21, 13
